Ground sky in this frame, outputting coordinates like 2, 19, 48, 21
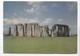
3, 1, 77, 35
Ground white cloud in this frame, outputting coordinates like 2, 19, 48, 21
25, 8, 34, 13
25, 2, 41, 14
67, 2, 77, 11
4, 18, 39, 25
25, 2, 48, 14
4, 17, 54, 28
40, 18, 54, 26
27, 2, 41, 6
44, 18, 53, 24
28, 18, 38, 23
57, 19, 65, 24
25, 4, 40, 14
57, 19, 63, 22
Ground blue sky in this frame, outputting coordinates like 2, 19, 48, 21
3, 1, 77, 35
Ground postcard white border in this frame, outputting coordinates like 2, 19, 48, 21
0, 0, 79, 56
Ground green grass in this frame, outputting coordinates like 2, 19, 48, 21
3, 36, 77, 54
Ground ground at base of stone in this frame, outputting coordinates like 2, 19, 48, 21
4, 36, 77, 54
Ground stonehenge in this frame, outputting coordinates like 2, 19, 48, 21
8, 27, 11, 36
9, 23, 70, 37
13, 24, 24, 36
39, 26, 49, 37
52, 24, 70, 37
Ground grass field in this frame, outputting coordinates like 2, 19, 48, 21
3, 36, 77, 54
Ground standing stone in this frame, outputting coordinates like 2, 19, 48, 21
31, 24, 35, 37
13, 23, 70, 37
51, 29, 54, 37
29, 23, 35, 37
49, 29, 52, 37
39, 26, 43, 37
58, 26, 63, 37
52, 25, 58, 37
9, 27, 11, 36
44, 25, 49, 37
24, 23, 27, 36
26, 23, 41, 37
64, 26, 69, 37
40, 26, 44, 37
13, 24, 24, 36
52, 24, 70, 37
13, 25, 18, 36
17, 24, 24, 36
62, 27, 65, 36
27, 23, 31, 37
34, 23, 40, 37
39, 25, 49, 37
30, 23, 40, 37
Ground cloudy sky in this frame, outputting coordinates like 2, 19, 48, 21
3, 1, 77, 35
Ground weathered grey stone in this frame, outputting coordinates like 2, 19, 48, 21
13, 24, 24, 36
29, 23, 40, 37
52, 24, 69, 37
23, 23, 41, 37
24, 23, 27, 36
13, 23, 70, 37
64, 26, 69, 37
52, 25, 58, 37
34, 24, 40, 37
13, 25, 18, 36
49, 29, 52, 37
27, 23, 31, 37
62, 27, 65, 36
39, 25, 49, 37
58, 26, 63, 36
31, 24, 35, 36
9, 27, 11, 36
44, 25, 49, 37
17, 24, 24, 36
